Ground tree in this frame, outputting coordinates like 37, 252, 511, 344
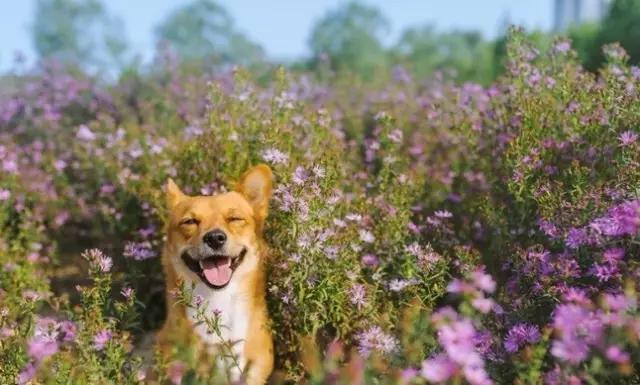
596, 0, 640, 64
568, 22, 601, 71
155, 0, 264, 67
308, 2, 389, 80
32, 0, 128, 70
394, 27, 494, 83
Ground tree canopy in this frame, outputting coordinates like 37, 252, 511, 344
32, 0, 128, 70
155, 0, 264, 67
309, 2, 390, 80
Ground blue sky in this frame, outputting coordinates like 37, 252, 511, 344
0, 0, 552, 70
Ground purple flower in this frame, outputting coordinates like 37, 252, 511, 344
17, 363, 36, 385
554, 40, 571, 54
605, 345, 630, 364
590, 200, 640, 237
2, 159, 17, 173
167, 360, 186, 385
565, 228, 587, 249
27, 336, 58, 362
120, 286, 134, 299
311, 165, 325, 178
123, 241, 156, 261
387, 129, 403, 143
193, 294, 205, 308
392, 66, 412, 84
434, 210, 453, 219
389, 278, 416, 292
261, 148, 289, 165
471, 297, 495, 314
349, 284, 366, 308
591, 263, 619, 282
603, 43, 628, 61
438, 319, 479, 366
602, 248, 625, 264
0, 188, 10, 201
538, 219, 559, 238
93, 330, 112, 351
421, 354, 456, 382
447, 279, 473, 294
551, 338, 589, 364
355, 326, 398, 357
97, 256, 112, 272
361, 254, 379, 267
562, 287, 590, 305
82, 249, 112, 272
603, 293, 630, 312
54, 159, 67, 171
504, 323, 541, 353
292, 166, 308, 185
618, 131, 638, 146
551, 303, 604, 364
463, 363, 493, 385
76, 124, 96, 141
471, 270, 496, 293
400, 367, 418, 383
527, 70, 542, 87
358, 229, 375, 243
59, 321, 77, 342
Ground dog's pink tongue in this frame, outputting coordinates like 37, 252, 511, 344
201, 258, 232, 286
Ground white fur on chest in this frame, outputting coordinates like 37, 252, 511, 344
186, 280, 250, 374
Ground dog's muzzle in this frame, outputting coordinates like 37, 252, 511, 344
180, 247, 247, 289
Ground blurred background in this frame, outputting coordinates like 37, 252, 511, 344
1, 0, 638, 84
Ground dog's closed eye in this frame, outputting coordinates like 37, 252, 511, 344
227, 217, 245, 223
180, 218, 200, 226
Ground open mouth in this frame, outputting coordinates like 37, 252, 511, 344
181, 248, 246, 289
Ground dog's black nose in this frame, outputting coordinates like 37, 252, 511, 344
203, 229, 227, 249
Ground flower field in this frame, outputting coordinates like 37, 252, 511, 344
1, 31, 639, 384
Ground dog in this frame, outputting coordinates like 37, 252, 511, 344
157, 164, 274, 385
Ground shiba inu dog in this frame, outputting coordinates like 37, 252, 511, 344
158, 165, 274, 385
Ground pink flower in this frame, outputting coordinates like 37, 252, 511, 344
120, 286, 134, 299
349, 284, 366, 308
27, 336, 58, 362
618, 131, 638, 147
0, 188, 10, 201
93, 330, 112, 351
421, 354, 456, 382
434, 210, 453, 219
554, 40, 571, 54
167, 360, 186, 385
17, 363, 36, 385
358, 229, 375, 243
261, 148, 288, 165
76, 124, 96, 141
82, 249, 112, 272
471, 297, 495, 314
361, 254, 379, 267
470, 270, 496, 293
605, 345, 630, 364
355, 326, 398, 357
388, 129, 403, 143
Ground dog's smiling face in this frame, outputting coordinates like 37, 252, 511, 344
165, 165, 273, 289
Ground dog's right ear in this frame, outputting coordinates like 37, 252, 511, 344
166, 178, 186, 209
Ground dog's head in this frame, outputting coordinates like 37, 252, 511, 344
164, 165, 273, 289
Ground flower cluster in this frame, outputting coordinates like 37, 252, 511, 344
1, 30, 640, 384
421, 308, 492, 385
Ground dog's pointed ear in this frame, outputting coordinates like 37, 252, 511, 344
235, 164, 273, 226
166, 178, 186, 209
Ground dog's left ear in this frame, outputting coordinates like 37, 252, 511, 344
235, 164, 273, 228
166, 178, 187, 210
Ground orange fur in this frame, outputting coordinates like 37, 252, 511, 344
157, 165, 274, 384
